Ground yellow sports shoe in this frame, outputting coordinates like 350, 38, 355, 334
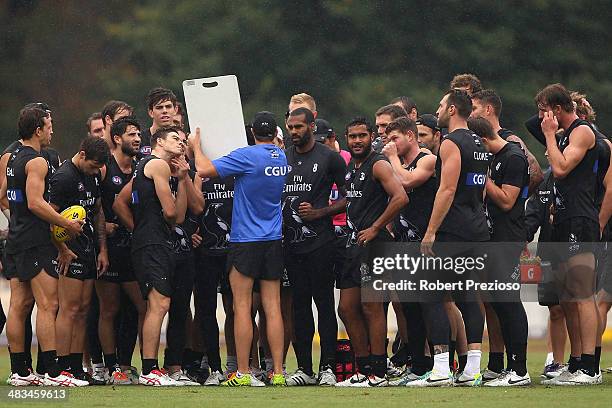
271, 373, 286, 386
221, 372, 265, 387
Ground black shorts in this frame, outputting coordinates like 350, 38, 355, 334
552, 217, 599, 261
132, 245, 175, 299
227, 240, 283, 281
99, 245, 136, 283
337, 245, 370, 290
56, 256, 97, 281
4, 245, 58, 282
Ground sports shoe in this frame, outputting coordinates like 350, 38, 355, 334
107, 366, 131, 385
186, 366, 208, 384
541, 362, 565, 379
221, 372, 265, 387
122, 366, 139, 384
335, 372, 368, 387
73, 370, 106, 386
286, 368, 317, 386
365, 375, 388, 387
404, 370, 453, 387
204, 371, 225, 386
386, 359, 403, 378
317, 367, 337, 386
250, 367, 267, 383
169, 370, 201, 386
481, 368, 502, 383
604, 367, 612, 373
454, 372, 483, 387
271, 373, 286, 386
550, 369, 600, 386
139, 369, 184, 386
388, 370, 420, 386
92, 363, 108, 384
44, 371, 89, 387
541, 366, 571, 385
484, 370, 530, 387
8, 371, 44, 386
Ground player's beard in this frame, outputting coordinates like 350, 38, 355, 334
292, 131, 312, 147
121, 142, 138, 157
350, 140, 372, 160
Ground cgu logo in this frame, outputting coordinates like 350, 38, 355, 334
466, 172, 486, 186
264, 165, 291, 176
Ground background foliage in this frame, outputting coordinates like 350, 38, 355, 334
2, 0, 612, 160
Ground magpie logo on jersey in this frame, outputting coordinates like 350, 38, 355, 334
282, 195, 317, 243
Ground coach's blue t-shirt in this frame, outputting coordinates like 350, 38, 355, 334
212, 144, 288, 242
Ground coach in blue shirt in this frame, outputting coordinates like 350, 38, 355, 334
191, 111, 288, 386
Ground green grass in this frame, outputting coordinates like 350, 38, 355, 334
0, 344, 610, 407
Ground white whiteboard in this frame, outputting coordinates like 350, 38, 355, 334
182, 75, 247, 160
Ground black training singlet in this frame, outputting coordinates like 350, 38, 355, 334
393, 152, 436, 242
552, 119, 598, 224
101, 155, 135, 248
131, 155, 173, 250
282, 142, 347, 253
5, 146, 51, 253
594, 130, 611, 211
436, 128, 490, 241
345, 152, 391, 253
486, 142, 529, 242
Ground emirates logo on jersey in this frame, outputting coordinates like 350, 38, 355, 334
112, 176, 122, 185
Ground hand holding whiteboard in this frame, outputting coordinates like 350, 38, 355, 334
183, 75, 248, 160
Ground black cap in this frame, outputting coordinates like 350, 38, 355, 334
252, 111, 277, 138
314, 118, 333, 143
416, 114, 439, 132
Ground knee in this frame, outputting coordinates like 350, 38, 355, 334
549, 305, 565, 321
99, 302, 120, 320
150, 296, 171, 316
60, 301, 82, 320
338, 301, 358, 323
361, 302, 383, 321
10, 295, 34, 316
37, 297, 59, 316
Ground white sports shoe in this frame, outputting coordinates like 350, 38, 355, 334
454, 372, 483, 387
44, 371, 89, 387
481, 368, 502, 383
365, 375, 388, 387
388, 370, 420, 386
335, 373, 368, 387
317, 367, 337, 386
8, 371, 44, 386
92, 363, 108, 384
169, 370, 201, 386
404, 370, 453, 387
204, 371, 225, 386
386, 359, 403, 378
139, 369, 184, 386
484, 370, 531, 387
550, 370, 600, 386
286, 368, 317, 386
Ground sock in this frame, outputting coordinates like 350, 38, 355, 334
35, 347, 46, 375
142, 359, 158, 375
464, 350, 481, 377
40, 350, 61, 377
9, 352, 29, 377
69, 353, 84, 374
370, 354, 386, 378
511, 343, 528, 376
104, 353, 118, 370
24, 348, 33, 370
458, 353, 468, 373
545, 352, 554, 366
448, 340, 456, 367
57, 355, 71, 372
568, 355, 581, 373
226, 356, 237, 373
433, 352, 450, 376
356, 356, 371, 376
487, 352, 504, 373
580, 354, 595, 376
594, 347, 601, 375
265, 358, 273, 372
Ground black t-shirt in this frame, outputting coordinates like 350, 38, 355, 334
101, 155, 134, 248
199, 175, 234, 256
486, 142, 529, 242
436, 128, 490, 241
553, 119, 598, 224
393, 152, 436, 242
345, 152, 392, 257
131, 155, 175, 250
282, 142, 347, 253
50, 160, 101, 262
5, 146, 51, 253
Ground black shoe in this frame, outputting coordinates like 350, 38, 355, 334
186, 366, 209, 385
73, 370, 106, 386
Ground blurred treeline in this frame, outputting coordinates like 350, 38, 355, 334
2, 0, 612, 160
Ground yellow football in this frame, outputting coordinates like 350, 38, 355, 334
52, 205, 86, 242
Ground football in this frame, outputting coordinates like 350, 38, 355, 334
52, 205, 86, 242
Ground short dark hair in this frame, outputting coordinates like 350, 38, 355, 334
147, 87, 178, 111
23, 102, 51, 112
446, 89, 473, 119
151, 126, 180, 148
390, 96, 417, 114
375, 104, 407, 120
471, 89, 503, 117
385, 117, 418, 136
450, 73, 482, 94
110, 117, 141, 147
535, 83, 574, 113
102, 100, 133, 127
468, 116, 495, 140
80, 136, 110, 163
86, 112, 102, 132
345, 116, 375, 136
288, 107, 315, 124
18, 107, 50, 140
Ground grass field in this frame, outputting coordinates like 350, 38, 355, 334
0, 343, 610, 407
